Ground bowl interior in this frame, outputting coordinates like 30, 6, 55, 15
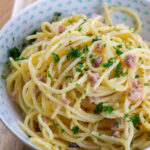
0, 0, 150, 149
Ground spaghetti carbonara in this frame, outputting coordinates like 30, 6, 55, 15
5, 3, 150, 150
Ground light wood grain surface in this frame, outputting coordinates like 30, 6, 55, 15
0, 0, 32, 149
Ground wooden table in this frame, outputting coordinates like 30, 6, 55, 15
0, 0, 32, 149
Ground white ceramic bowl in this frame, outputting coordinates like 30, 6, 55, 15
1, 0, 150, 149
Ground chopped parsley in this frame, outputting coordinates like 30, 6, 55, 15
115, 62, 122, 78
124, 113, 130, 118
129, 27, 132, 31
78, 27, 82, 32
65, 75, 72, 80
103, 106, 114, 114
94, 103, 103, 114
54, 12, 62, 21
117, 44, 122, 48
76, 62, 84, 73
5, 56, 26, 67
130, 140, 133, 146
103, 43, 107, 48
98, 133, 102, 136
89, 54, 93, 58
47, 71, 53, 80
77, 62, 84, 68
84, 90, 87, 94
144, 83, 149, 86
1, 75, 6, 80
72, 126, 79, 135
115, 121, 119, 128
138, 43, 141, 48
8, 47, 21, 59
67, 47, 81, 60
138, 57, 144, 64
92, 38, 101, 43
94, 103, 114, 114
76, 68, 83, 73
121, 72, 128, 77
130, 114, 140, 130
52, 120, 59, 126
87, 33, 93, 36
68, 30, 71, 33
113, 46, 123, 56
75, 83, 80, 86
102, 57, 115, 68
52, 52, 60, 63
135, 75, 139, 78
83, 44, 89, 53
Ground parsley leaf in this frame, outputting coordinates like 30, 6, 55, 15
8, 47, 20, 59
54, 12, 62, 21
144, 83, 149, 86
94, 103, 114, 114
135, 75, 139, 78
1, 75, 6, 80
92, 38, 101, 43
115, 62, 122, 78
47, 71, 53, 80
77, 62, 84, 68
103, 106, 114, 114
52, 120, 59, 126
94, 103, 103, 114
115, 121, 119, 128
78, 27, 82, 32
124, 113, 129, 118
113, 46, 123, 56
67, 47, 81, 60
87, 33, 93, 36
72, 126, 79, 135
117, 44, 122, 48
130, 114, 140, 130
65, 75, 72, 80
83, 44, 89, 53
102, 57, 115, 68
52, 52, 60, 63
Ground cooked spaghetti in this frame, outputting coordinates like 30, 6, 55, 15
6, 3, 150, 150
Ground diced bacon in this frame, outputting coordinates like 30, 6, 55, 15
131, 79, 138, 88
11, 91, 17, 101
33, 121, 40, 132
96, 42, 103, 52
93, 56, 103, 67
125, 54, 136, 68
61, 98, 70, 105
89, 72, 99, 85
42, 116, 50, 122
37, 76, 45, 82
47, 98, 51, 101
92, 13, 99, 18
111, 118, 123, 131
128, 87, 144, 103
33, 87, 39, 94
112, 131, 121, 138
58, 25, 65, 33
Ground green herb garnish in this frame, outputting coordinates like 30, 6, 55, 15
83, 44, 89, 53
52, 52, 60, 63
102, 57, 115, 68
67, 47, 81, 60
1, 75, 6, 80
144, 83, 149, 86
130, 114, 140, 130
113, 46, 123, 56
48, 71, 53, 80
135, 75, 139, 78
124, 113, 129, 118
54, 12, 62, 21
92, 38, 101, 43
72, 126, 79, 135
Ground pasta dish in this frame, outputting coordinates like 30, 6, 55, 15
5, 3, 150, 150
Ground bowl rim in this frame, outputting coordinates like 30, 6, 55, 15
1, 0, 150, 150
0, 1, 44, 149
